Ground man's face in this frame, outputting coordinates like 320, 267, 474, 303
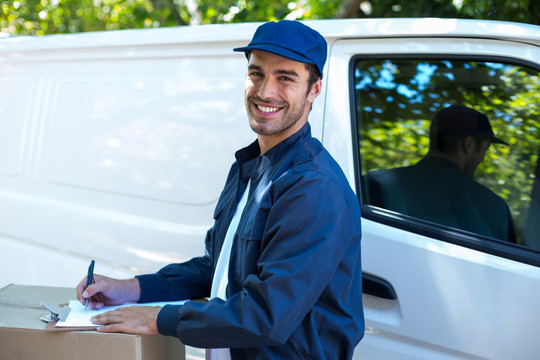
244, 50, 320, 150
464, 137, 491, 178
473, 138, 491, 166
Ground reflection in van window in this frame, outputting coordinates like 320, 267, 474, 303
354, 59, 540, 248
365, 104, 516, 243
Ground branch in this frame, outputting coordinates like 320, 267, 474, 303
166, 0, 188, 26
334, 0, 363, 19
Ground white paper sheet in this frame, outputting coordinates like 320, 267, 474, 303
56, 299, 187, 327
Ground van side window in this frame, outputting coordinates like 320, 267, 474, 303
354, 58, 540, 249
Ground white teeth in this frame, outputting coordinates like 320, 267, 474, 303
257, 104, 279, 113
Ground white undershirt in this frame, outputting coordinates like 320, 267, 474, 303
207, 181, 251, 360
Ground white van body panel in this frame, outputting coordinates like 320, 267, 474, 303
1, 18, 539, 359
0, 42, 249, 283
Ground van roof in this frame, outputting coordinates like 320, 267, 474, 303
1, 18, 539, 52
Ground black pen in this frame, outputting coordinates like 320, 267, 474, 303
84, 260, 95, 311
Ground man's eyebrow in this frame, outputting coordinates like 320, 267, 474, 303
247, 65, 300, 78
274, 69, 300, 78
248, 64, 262, 71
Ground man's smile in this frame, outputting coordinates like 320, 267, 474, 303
250, 98, 285, 116
256, 104, 281, 113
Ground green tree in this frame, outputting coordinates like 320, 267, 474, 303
1, 0, 192, 35
1, 0, 538, 36
334, 0, 539, 24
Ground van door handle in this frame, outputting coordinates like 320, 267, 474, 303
362, 273, 397, 300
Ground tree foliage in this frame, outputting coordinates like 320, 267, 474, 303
1, 0, 538, 36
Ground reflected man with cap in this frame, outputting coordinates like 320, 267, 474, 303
366, 104, 516, 243
429, 104, 509, 179
77, 20, 364, 359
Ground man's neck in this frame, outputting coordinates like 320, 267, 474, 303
257, 118, 308, 154
426, 151, 469, 177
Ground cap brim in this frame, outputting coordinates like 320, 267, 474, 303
233, 44, 317, 70
491, 136, 508, 146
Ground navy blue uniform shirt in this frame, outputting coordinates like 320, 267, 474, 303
137, 123, 364, 359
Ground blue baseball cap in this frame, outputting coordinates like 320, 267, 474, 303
233, 20, 327, 78
432, 105, 508, 145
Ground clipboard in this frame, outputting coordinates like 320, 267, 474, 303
40, 301, 98, 332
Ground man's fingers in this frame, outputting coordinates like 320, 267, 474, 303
92, 311, 130, 333
79, 281, 107, 309
86, 299, 105, 310
90, 306, 160, 335
83, 281, 101, 298
91, 311, 116, 325
91, 307, 131, 325
96, 324, 122, 333
76, 276, 91, 304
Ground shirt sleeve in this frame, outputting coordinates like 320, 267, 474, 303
171, 170, 361, 348
136, 232, 214, 303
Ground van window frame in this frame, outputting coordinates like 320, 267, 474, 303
349, 53, 540, 268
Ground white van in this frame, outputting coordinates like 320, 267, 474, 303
1, 18, 539, 359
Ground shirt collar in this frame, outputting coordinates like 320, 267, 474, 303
235, 122, 312, 178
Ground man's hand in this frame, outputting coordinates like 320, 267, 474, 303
91, 305, 161, 335
76, 274, 141, 310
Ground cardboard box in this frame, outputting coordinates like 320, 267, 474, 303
0, 284, 185, 360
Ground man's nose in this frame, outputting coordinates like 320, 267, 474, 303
258, 78, 277, 100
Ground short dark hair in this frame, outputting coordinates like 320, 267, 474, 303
305, 62, 321, 96
305, 63, 321, 88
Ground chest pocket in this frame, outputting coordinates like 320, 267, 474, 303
229, 201, 268, 288
213, 195, 228, 220
209, 184, 239, 265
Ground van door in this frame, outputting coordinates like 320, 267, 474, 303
324, 37, 540, 359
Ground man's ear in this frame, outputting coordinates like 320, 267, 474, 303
462, 136, 475, 154
307, 78, 322, 103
